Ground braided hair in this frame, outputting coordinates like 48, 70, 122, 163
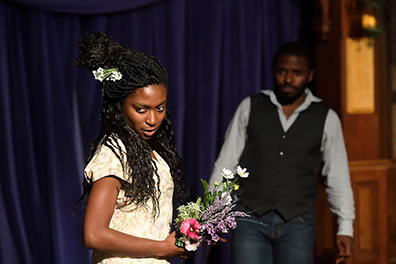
76, 32, 189, 216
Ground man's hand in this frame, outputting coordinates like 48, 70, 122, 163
336, 235, 353, 264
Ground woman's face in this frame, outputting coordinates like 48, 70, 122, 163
122, 84, 167, 140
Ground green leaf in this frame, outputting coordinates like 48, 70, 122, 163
201, 179, 209, 194
175, 237, 185, 248
207, 192, 212, 205
201, 179, 210, 208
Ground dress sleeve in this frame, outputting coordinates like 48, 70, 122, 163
84, 139, 131, 184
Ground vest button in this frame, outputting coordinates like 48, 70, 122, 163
282, 135, 286, 139
280, 151, 284, 156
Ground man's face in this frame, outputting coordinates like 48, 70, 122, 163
273, 55, 314, 105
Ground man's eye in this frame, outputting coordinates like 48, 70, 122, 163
136, 108, 146, 113
293, 71, 302, 75
277, 69, 286, 74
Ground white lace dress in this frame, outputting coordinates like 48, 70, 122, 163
84, 139, 174, 264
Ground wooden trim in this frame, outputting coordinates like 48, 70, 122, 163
349, 159, 396, 170
350, 167, 388, 264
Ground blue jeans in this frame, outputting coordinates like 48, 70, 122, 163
231, 205, 316, 264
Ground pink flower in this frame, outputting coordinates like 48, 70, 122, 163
180, 218, 202, 240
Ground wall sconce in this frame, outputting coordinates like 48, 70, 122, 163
359, 0, 383, 39
361, 13, 376, 29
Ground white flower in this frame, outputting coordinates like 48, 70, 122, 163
181, 237, 201, 251
221, 192, 232, 205
236, 165, 249, 178
93, 67, 104, 81
109, 71, 122, 81
221, 168, 234, 179
92, 67, 122, 82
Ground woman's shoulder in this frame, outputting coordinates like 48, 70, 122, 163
103, 133, 127, 154
84, 134, 129, 183
89, 134, 127, 161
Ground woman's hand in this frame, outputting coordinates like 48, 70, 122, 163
84, 177, 188, 260
159, 231, 188, 260
210, 236, 227, 245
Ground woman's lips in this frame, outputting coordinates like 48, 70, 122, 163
143, 129, 156, 137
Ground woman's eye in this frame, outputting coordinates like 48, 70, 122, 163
136, 108, 146, 113
157, 105, 166, 112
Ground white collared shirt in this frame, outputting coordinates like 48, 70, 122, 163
209, 89, 355, 237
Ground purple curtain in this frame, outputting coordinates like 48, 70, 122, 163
0, 0, 303, 263
4, 0, 163, 14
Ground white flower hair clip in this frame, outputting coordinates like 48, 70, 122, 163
92, 67, 122, 82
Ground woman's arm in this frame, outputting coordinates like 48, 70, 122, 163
83, 177, 185, 259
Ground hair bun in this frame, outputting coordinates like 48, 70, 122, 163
75, 32, 124, 70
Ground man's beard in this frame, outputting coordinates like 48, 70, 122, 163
274, 83, 306, 105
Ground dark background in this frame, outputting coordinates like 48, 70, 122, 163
0, 0, 312, 263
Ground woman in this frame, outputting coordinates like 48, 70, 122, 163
76, 32, 189, 263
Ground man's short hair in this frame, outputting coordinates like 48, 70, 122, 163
273, 42, 314, 69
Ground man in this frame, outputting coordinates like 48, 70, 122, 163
209, 42, 355, 264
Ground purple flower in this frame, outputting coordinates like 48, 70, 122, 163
216, 220, 228, 233
211, 234, 220, 242
203, 223, 215, 235
225, 216, 237, 229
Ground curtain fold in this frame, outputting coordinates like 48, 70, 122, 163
4, 0, 163, 14
0, 0, 303, 263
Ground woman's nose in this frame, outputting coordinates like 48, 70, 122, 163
145, 111, 156, 126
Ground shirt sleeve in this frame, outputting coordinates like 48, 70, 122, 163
84, 138, 130, 184
321, 109, 355, 237
209, 97, 251, 188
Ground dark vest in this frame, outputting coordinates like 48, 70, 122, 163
238, 93, 329, 220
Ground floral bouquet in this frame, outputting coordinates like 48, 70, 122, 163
174, 166, 250, 251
